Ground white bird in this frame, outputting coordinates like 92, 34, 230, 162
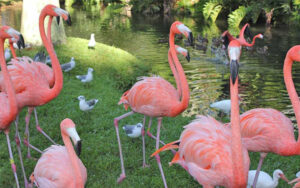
247, 169, 288, 188
88, 33, 96, 49
61, 57, 76, 72
210, 99, 231, 115
5, 48, 11, 61
76, 68, 93, 83
122, 123, 143, 138
296, 171, 300, 178
78, 95, 98, 111
13, 42, 31, 49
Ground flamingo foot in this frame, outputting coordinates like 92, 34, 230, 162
143, 163, 150, 168
117, 173, 126, 184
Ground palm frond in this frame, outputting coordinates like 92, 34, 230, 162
228, 6, 248, 28
210, 5, 222, 22
203, 1, 219, 20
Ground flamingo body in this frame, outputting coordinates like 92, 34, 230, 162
240, 108, 296, 155
118, 76, 182, 117
33, 145, 87, 188
0, 92, 15, 129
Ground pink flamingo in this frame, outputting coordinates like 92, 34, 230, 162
236, 45, 300, 187
289, 176, 300, 188
151, 39, 249, 187
29, 118, 87, 188
0, 26, 25, 188
222, 23, 263, 49
115, 21, 193, 186
0, 5, 71, 158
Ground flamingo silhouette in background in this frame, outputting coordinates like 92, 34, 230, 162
0, 5, 72, 158
222, 23, 263, 49
0, 26, 25, 188
235, 45, 300, 187
115, 21, 193, 187
151, 39, 249, 187
29, 118, 87, 188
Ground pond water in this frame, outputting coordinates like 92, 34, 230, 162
2, 4, 300, 123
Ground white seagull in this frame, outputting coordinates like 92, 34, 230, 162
76, 68, 93, 83
122, 123, 143, 138
247, 169, 288, 188
61, 57, 76, 72
78, 95, 98, 111
5, 48, 11, 61
88, 33, 96, 49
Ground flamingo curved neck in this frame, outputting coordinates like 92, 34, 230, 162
169, 31, 189, 115
238, 34, 261, 47
168, 49, 182, 98
39, 11, 63, 102
283, 46, 300, 143
0, 38, 18, 125
230, 78, 246, 187
61, 131, 84, 187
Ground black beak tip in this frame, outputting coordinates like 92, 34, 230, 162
56, 16, 60, 25
67, 15, 72, 26
188, 32, 194, 46
18, 34, 25, 49
186, 51, 190, 62
230, 60, 239, 85
75, 140, 82, 156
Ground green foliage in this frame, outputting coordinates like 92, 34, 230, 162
130, 0, 163, 14
247, 3, 262, 24
228, 6, 248, 28
203, 1, 222, 21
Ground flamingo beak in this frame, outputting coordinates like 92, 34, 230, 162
186, 51, 190, 62
66, 14, 72, 26
75, 140, 82, 156
279, 173, 289, 182
56, 16, 60, 25
289, 177, 300, 184
188, 32, 194, 46
230, 59, 239, 85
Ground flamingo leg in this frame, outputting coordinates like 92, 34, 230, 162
14, 117, 28, 188
24, 107, 33, 158
154, 117, 168, 188
5, 130, 20, 188
142, 115, 149, 168
147, 118, 176, 155
252, 152, 268, 188
114, 111, 135, 183
33, 108, 56, 145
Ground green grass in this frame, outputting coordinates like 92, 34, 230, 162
1, 37, 300, 187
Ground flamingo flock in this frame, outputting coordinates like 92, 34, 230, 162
1, 3, 300, 188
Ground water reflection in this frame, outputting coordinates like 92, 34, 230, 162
1, 4, 300, 124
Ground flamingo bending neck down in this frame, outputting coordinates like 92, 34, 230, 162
114, 21, 192, 187
151, 38, 249, 188
29, 118, 87, 188
0, 26, 25, 188
0, 5, 72, 159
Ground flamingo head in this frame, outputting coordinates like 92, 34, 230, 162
0, 26, 25, 49
43, 4, 71, 26
118, 90, 130, 110
273, 169, 289, 182
171, 21, 193, 45
60, 118, 82, 156
175, 45, 190, 62
257, 34, 264, 39
228, 40, 241, 85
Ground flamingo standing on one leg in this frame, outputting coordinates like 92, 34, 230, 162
233, 45, 300, 187
29, 118, 87, 188
0, 5, 71, 158
151, 39, 249, 187
0, 26, 25, 188
114, 21, 193, 187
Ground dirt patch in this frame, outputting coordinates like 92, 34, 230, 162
0, 1, 22, 10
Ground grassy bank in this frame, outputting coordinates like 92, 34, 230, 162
0, 37, 300, 187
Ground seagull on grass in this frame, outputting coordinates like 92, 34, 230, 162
61, 57, 76, 72
78, 95, 98, 111
88, 33, 96, 49
123, 123, 143, 138
76, 68, 93, 83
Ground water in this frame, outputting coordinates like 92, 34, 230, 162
2, 4, 300, 123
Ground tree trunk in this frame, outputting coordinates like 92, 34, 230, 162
265, 8, 274, 26
21, 0, 66, 46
